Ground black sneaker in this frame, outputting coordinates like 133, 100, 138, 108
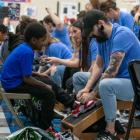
95, 131, 119, 140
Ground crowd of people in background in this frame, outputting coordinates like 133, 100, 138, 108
0, 0, 140, 139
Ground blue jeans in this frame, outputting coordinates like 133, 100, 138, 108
51, 65, 65, 87
99, 78, 134, 123
73, 72, 91, 93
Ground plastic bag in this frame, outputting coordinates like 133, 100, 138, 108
6, 127, 55, 140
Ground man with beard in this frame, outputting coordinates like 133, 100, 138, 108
76, 10, 140, 140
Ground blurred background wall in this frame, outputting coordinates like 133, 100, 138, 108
0, 0, 139, 28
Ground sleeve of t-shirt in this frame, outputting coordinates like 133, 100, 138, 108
20, 52, 34, 76
54, 26, 68, 36
96, 41, 102, 56
112, 30, 133, 54
90, 40, 98, 61
61, 45, 72, 59
123, 14, 134, 30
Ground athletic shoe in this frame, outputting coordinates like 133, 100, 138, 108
71, 99, 101, 117
95, 130, 119, 140
46, 127, 61, 139
60, 130, 75, 140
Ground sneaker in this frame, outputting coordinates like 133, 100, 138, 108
95, 131, 119, 140
116, 110, 128, 124
60, 131, 74, 140
46, 127, 61, 139
71, 99, 100, 117
115, 120, 125, 135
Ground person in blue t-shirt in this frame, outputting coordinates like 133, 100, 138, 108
100, 0, 134, 30
77, 10, 140, 140
43, 7, 72, 52
45, 20, 98, 93
1, 22, 55, 130
73, 38, 98, 93
132, 5, 140, 40
45, 38, 72, 59
38, 36, 72, 87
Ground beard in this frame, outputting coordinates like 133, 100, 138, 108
92, 26, 108, 43
96, 36, 108, 43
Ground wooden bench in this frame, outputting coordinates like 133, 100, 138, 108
0, 88, 31, 128
0, 88, 66, 128
62, 101, 134, 140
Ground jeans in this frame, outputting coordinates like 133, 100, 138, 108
62, 67, 80, 90
73, 72, 91, 93
99, 78, 134, 123
51, 65, 65, 87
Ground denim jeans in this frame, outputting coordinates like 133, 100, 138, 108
73, 72, 91, 93
99, 78, 134, 123
51, 65, 65, 87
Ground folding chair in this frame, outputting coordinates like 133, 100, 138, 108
125, 60, 140, 140
0, 88, 31, 128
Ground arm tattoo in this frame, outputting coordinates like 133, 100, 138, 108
102, 52, 125, 78
92, 52, 125, 93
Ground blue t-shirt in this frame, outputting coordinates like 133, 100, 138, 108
52, 26, 73, 52
133, 23, 140, 39
45, 41, 72, 59
1, 43, 34, 90
113, 11, 134, 30
87, 38, 98, 66
98, 23, 140, 78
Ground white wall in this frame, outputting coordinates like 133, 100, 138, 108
116, 0, 139, 12
2, 0, 140, 28
2, 0, 89, 29
3, 0, 139, 20
19, 0, 88, 20
19, 0, 139, 20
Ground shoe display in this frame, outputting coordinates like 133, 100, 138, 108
95, 130, 119, 140
46, 128, 78, 140
71, 99, 101, 117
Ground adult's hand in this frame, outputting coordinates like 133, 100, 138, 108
46, 57, 60, 64
76, 88, 90, 100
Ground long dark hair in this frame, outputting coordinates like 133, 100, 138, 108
72, 20, 91, 71
80, 35, 91, 71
